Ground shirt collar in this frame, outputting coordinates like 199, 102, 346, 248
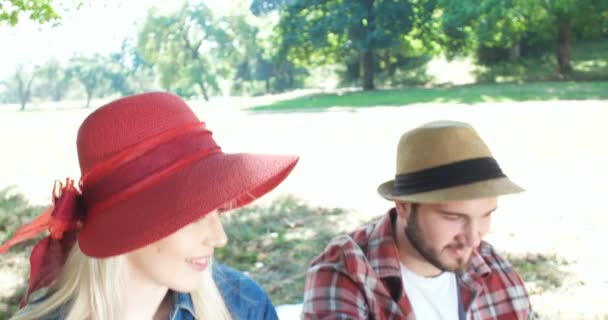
366, 208, 403, 280
457, 242, 493, 290
169, 291, 197, 320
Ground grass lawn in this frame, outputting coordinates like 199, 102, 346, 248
0, 192, 570, 318
250, 81, 608, 112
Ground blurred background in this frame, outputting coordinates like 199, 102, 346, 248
1, 0, 607, 319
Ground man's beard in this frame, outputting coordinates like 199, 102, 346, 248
403, 208, 470, 273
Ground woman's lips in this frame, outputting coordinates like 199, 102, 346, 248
186, 256, 210, 272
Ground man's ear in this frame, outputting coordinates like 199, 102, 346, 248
395, 202, 412, 221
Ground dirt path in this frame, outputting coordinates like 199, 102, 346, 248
1, 98, 607, 319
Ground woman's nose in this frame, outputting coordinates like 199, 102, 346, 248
202, 211, 228, 248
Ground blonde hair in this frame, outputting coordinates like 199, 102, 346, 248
11, 243, 232, 320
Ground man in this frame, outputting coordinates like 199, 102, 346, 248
302, 121, 533, 320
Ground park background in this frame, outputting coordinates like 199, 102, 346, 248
0, 0, 607, 319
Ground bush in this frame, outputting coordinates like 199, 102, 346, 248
0, 187, 47, 244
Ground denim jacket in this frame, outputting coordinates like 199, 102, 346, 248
18, 263, 278, 320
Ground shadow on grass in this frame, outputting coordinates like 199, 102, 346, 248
216, 195, 353, 305
506, 252, 571, 296
248, 81, 608, 113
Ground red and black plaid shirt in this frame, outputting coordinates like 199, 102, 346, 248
303, 209, 533, 320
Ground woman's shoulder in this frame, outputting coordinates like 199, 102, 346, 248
212, 263, 278, 320
10, 288, 65, 320
212, 263, 269, 303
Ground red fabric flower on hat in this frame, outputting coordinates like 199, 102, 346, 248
0, 178, 84, 306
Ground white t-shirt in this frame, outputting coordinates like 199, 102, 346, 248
400, 264, 459, 320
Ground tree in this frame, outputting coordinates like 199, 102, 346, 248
539, 0, 608, 75
137, 3, 233, 100
69, 55, 112, 108
34, 59, 72, 101
437, 0, 540, 59
437, 0, 608, 76
225, 12, 277, 94
111, 39, 156, 95
263, 0, 423, 90
10, 65, 38, 111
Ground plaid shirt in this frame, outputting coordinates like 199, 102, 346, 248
303, 209, 533, 320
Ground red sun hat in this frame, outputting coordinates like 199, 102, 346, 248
0, 92, 298, 303
75, 92, 298, 257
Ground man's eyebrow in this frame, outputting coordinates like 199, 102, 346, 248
436, 208, 497, 217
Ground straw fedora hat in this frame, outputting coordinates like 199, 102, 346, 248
377, 120, 523, 203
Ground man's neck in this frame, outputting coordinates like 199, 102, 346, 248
394, 216, 443, 278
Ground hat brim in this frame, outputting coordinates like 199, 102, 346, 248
377, 176, 524, 204
79, 153, 298, 257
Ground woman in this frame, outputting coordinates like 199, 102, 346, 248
0, 92, 298, 320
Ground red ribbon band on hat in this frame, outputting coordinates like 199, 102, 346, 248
81, 122, 221, 215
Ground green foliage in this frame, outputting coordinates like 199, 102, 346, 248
277, 0, 414, 62
474, 58, 553, 83
475, 40, 608, 82
0, 186, 46, 244
436, 0, 608, 74
2, 1, 607, 104
542, 0, 608, 33
137, 3, 234, 100
104, 41, 157, 96
507, 253, 570, 295
437, 0, 539, 56
68, 55, 113, 107
271, 0, 431, 90
216, 196, 352, 304
250, 0, 286, 16
226, 13, 273, 94
0, 0, 61, 26
33, 59, 72, 102
0, 187, 44, 319
337, 51, 433, 87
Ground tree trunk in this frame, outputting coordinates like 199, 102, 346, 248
17, 74, 34, 112
509, 42, 521, 61
265, 78, 270, 94
287, 64, 294, 89
181, 31, 210, 101
197, 81, 209, 101
361, 0, 375, 91
557, 20, 572, 75
52, 90, 63, 102
85, 89, 93, 108
362, 48, 375, 91
17, 80, 27, 111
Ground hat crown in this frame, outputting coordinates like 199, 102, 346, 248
77, 92, 201, 175
396, 121, 493, 174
